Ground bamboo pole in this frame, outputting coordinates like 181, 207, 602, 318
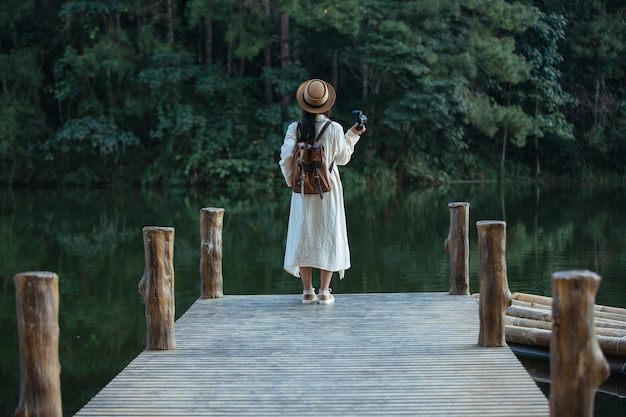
506, 325, 552, 348
513, 292, 626, 321
200, 207, 225, 299
507, 302, 626, 331
512, 298, 626, 323
511, 299, 552, 311
138, 226, 176, 350
512, 292, 552, 306
505, 315, 552, 330
477, 292, 626, 331
597, 334, 626, 358
475, 290, 626, 358
445, 202, 470, 295
14, 271, 62, 417
550, 270, 610, 417
476, 220, 511, 347
505, 315, 626, 338
505, 325, 626, 358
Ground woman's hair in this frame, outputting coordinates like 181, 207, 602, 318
298, 110, 331, 143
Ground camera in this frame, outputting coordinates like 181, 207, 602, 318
352, 110, 368, 131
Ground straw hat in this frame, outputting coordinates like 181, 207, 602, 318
295, 79, 336, 114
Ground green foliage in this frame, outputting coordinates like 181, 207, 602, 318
293, 0, 362, 34
466, 95, 538, 146
536, 0, 626, 173
187, 0, 233, 26
0, 3, 48, 185
43, 116, 140, 184
51, 116, 139, 156
137, 52, 201, 102
0, 0, 624, 187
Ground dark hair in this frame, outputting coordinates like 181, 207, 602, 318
298, 110, 331, 144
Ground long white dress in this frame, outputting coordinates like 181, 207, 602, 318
278, 114, 360, 279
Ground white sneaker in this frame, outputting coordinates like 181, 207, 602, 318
302, 289, 318, 304
318, 289, 334, 305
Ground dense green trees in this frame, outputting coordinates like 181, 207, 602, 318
0, 0, 624, 188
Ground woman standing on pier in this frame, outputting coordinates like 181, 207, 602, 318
279, 78, 366, 304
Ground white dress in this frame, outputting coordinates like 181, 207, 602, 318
279, 114, 360, 279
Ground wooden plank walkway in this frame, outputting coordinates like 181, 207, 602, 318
75, 293, 549, 416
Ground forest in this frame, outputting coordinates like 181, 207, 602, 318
1, 0, 625, 190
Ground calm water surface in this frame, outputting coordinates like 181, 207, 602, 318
1, 183, 625, 415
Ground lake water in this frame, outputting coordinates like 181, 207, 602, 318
1, 183, 625, 415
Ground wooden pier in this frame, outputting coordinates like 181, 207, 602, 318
75, 292, 549, 416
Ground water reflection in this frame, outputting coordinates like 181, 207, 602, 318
0, 184, 625, 415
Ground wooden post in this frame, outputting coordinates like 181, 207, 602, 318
550, 270, 610, 417
200, 207, 225, 299
14, 271, 62, 417
476, 220, 511, 347
445, 202, 470, 295
138, 226, 176, 350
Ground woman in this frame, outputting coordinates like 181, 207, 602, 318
279, 78, 366, 304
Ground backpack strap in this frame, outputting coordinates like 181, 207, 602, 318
296, 120, 332, 143
314, 121, 332, 144
314, 121, 336, 174
314, 121, 332, 198
299, 145, 306, 198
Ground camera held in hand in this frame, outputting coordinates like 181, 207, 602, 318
352, 110, 368, 131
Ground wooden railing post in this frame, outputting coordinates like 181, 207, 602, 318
550, 270, 610, 417
200, 207, 225, 299
138, 226, 176, 350
445, 202, 470, 295
14, 271, 62, 417
476, 220, 511, 347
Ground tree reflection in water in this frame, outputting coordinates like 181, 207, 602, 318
0, 184, 624, 415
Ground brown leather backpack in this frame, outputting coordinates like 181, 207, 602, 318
291, 121, 333, 198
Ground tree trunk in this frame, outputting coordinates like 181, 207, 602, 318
476, 220, 511, 347
14, 271, 62, 417
138, 226, 176, 350
594, 77, 600, 126
238, 57, 245, 78
280, 12, 290, 117
263, 0, 272, 103
79, 41, 89, 103
534, 102, 540, 176
445, 202, 470, 295
500, 127, 508, 174
204, 17, 212, 66
550, 270, 610, 417
361, 62, 369, 100
331, 50, 338, 89
200, 208, 225, 299
166, 0, 174, 45
227, 21, 233, 76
